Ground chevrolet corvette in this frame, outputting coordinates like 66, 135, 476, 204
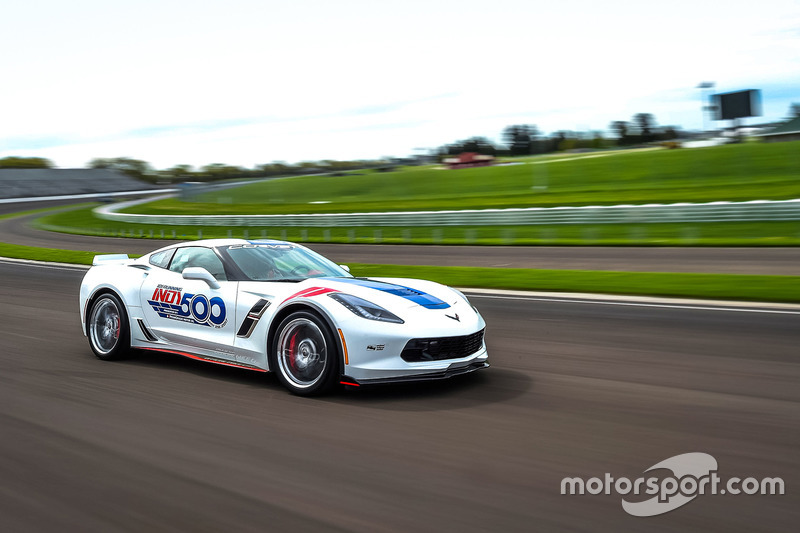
79, 239, 489, 395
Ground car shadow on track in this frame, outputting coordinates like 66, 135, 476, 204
326, 368, 532, 412
120, 349, 531, 411
119, 349, 274, 389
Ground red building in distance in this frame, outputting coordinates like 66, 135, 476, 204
442, 152, 495, 169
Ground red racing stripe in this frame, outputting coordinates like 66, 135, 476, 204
284, 286, 338, 302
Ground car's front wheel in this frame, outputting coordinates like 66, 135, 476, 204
271, 310, 338, 395
87, 293, 130, 360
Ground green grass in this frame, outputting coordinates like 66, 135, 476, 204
36, 205, 800, 246
125, 142, 800, 215
349, 264, 800, 303
0, 203, 93, 221
0, 241, 102, 264
2, 206, 797, 301
0, 205, 127, 264
1, 237, 799, 302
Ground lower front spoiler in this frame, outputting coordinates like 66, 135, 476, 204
340, 361, 489, 386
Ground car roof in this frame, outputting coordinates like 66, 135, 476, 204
145, 238, 295, 256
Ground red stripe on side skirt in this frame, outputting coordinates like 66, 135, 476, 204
141, 347, 267, 372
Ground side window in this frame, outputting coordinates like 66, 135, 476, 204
169, 247, 228, 281
149, 249, 175, 269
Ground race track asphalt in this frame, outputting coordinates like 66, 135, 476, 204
0, 259, 797, 532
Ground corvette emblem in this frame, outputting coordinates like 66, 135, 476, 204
445, 313, 460, 322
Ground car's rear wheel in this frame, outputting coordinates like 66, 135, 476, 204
87, 293, 130, 360
271, 310, 338, 395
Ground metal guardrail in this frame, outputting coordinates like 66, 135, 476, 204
0, 188, 178, 205
95, 197, 800, 227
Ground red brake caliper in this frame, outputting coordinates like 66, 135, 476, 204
287, 330, 298, 371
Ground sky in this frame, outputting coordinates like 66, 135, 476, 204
1, 0, 798, 169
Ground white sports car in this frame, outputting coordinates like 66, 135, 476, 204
79, 239, 489, 395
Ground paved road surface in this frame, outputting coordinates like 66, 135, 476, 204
0, 260, 796, 531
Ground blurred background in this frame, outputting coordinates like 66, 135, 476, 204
0, 2, 798, 532
1, 0, 798, 246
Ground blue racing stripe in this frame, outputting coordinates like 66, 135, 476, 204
327, 278, 450, 309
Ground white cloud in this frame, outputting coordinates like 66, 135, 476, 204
1, 0, 798, 168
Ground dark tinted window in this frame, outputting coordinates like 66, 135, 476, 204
148, 249, 175, 269
169, 247, 228, 281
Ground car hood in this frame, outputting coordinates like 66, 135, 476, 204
241, 276, 461, 311
239, 276, 480, 336
323, 277, 456, 309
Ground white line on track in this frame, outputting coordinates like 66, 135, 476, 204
464, 293, 800, 315
0, 189, 178, 204
0, 257, 89, 271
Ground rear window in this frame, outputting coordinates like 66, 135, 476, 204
149, 249, 175, 269
169, 247, 228, 281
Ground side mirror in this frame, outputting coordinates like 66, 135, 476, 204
339, 264, 350, 273
182, 267, 220, 289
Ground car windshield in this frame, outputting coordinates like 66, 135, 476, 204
219, 243, 352, 282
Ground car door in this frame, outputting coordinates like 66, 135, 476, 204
140, 246, 238, 359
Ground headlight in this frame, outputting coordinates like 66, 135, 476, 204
328, 293, 404, 324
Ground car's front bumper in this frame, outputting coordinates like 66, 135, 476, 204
341, 343, 489, 385
343, 359, 489, 386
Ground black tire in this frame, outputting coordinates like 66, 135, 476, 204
87, 293, 131, 360
270, 310, 339, 396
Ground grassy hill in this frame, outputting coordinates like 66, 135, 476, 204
127, 141, 800, 216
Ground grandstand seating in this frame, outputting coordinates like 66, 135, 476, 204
0, 169, 163, 198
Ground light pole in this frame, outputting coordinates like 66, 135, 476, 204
697, 81, 715, 137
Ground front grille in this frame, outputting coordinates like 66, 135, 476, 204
401, 329, 485, 362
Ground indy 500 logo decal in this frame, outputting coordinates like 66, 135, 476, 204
148, 285, 227, 328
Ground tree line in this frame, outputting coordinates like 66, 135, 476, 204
439, 113, 683, 157
0, 156, 386, 182
0, 156, 54, 169
87, 157, 386, 183
4, 104, 796, 180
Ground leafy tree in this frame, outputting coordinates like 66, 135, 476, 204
157, 164, 194, 183
255, 161, 292, 177
610, 121, 629, 145
88, 157, 153, 180
200, 163, 247, 180
502, 124, 539, 156
634, 113, 656, 142
662, 127, 679, 141
0, 156, 53, 169
591, 131, 606, 149
788, 103, 800, 118
549, 131, 567, 152
460, 137, 496, 155
442, 142, 466, 156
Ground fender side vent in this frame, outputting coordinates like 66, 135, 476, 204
137, 319, 158, 342
237, 299, 271, 338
